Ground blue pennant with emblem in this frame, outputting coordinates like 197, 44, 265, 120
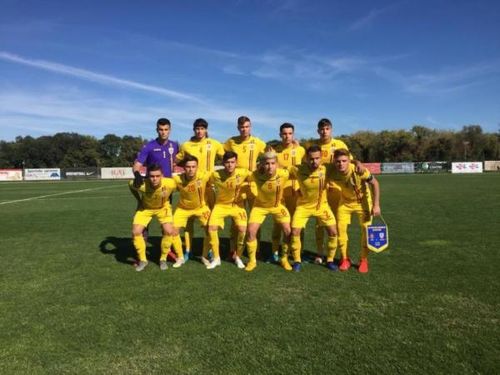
366, 216, 389, 253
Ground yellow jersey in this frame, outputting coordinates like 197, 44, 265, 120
274, 143, 305, 190
210, 167, 251, 206
176, 137, 225, 173
249, 168, 289, 208
173, 171, 211, 210
289, 164, 333, 210
330, 163, 373, 204
224, 135, 266, 171
318, 138, 350, 164
129, 177, 176, 209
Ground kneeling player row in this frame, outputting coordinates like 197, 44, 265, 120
129, 146, 381, 273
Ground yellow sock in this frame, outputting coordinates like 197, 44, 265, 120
172, 234, 184, 260
246, 239, 257, 264
338, 222, 349, 259
202, 236, 210, 258
133, 235, 147, 262
184, 219, 194, 251
326, 235, 337, 262
236, 231, 246, 257
271, 222, 281, 253
291, 235, 301, 263
160, 235, 173, 261
315, 225, 325, 256
281, 241, 289, 259
208, 231, 219, 259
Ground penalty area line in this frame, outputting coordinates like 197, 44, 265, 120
0, 185, 123, 206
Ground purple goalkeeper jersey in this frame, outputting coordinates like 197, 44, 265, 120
136, 138, 179, 177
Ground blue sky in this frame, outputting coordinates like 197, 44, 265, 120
1, 0, 499, 143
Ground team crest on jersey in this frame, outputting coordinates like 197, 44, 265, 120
168, 146, 174, 155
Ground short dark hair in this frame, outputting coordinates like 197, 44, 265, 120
237, 116, 251, 127
181, 154, 198, 166
156, 118, 171, 127
317, 118, 332, 129
279, 122, 294, 132
146, 163, 162, 175
223, 151, 238, 161
333, 149, 350, 159
193, 118, 208, 129
306, 145, 322, 155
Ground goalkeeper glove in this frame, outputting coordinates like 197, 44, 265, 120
133, 171, 144, 188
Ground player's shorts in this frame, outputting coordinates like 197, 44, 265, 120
205, 186, 216, 209
173, 205, 211, 228
327, 183, 342, 213
208, 204, 247, 228
337, 201, 372, 225
292, 204, 336, 229
248, 204, 290, 225
282, 185, 298, 214
133, 207, 173, 227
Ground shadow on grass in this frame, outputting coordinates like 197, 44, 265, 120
99, 236, 160, 266
99, 235, 281, 266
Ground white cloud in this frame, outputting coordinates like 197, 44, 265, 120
0, 51, 204, 103
374, 61, 500, 95
0, 87, 315, 142
348, 2, 402, 32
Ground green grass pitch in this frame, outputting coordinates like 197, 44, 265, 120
0, 174, 499, 374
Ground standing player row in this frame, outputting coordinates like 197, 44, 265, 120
129, 116, 382, 273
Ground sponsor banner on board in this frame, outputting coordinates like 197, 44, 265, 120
24, 168, 61, 180
381, 162, 414, 174
0, 169, 23, 181
63, 168, 99, 179
451, 162, 483, 174
101, 167, 134, 179
363, 163, 381, 174
414, 161, 449, 173
484, 161, 500, 171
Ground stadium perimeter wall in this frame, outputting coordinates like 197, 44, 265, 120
1, 161, 499, 181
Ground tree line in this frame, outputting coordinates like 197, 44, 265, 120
0, 125, 499, 168
0, 133, 145, 168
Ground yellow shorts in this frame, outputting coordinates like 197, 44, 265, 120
173, 205, 211, 228
292, 204, 336, 228
133, 207, 173, 227
208, 204, 247, 228
248, 204, 290, 225
282, 185, 298, 215
327, 184, 342, 214
337, 201, 372, 225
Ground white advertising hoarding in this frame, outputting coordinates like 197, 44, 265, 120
101, 167, 134, 179
0, 169, 23, 181
451, 162, 483, 174
24, 168, 61, 180
484, 161, 500, 171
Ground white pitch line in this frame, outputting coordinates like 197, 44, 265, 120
0, 184, 123, 205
